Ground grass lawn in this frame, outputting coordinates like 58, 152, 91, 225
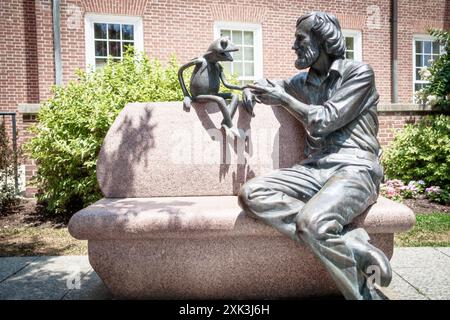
0, 226, 87, 256
394, 213, 450, 247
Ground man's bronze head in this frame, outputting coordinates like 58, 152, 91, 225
293, 12, 346, 69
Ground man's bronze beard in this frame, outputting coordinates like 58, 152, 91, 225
295, 44, 320, 70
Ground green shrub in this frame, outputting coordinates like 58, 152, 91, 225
382, 115, 450, 192
27, 49, 240, 216
26, 50, 186, 216
425, 186, 449, 204
0, 121, 20, 214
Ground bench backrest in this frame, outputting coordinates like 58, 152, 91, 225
97, 102, 306, 197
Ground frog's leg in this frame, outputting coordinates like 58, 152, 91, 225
217, 93, 239, 120
194, 94, 244, 139
194, 94, 233, 129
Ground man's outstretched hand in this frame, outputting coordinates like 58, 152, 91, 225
247, 79, 287, 107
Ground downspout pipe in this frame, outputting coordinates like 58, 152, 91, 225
52, 0, 62, 85
391, 0, 398, 103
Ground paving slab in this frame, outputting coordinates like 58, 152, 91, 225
62, 269, 111, 300
435, 247, 450, 258
0, 256, 92, 300
389, 247, 449, 269
0, 248, 449, 300
385, 247, 450, 300
393, 267, 450, 300
381, 271, 428, 300
0, 256, 40, 283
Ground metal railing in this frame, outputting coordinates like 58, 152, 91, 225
0, 112, 18, 194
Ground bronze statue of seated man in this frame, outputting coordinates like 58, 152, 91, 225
239, 11, 392, 300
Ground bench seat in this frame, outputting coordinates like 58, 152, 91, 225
69, 195, 415, 299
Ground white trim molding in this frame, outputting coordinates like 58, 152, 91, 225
342, 29, 362, 62
213, 21, 263, 83
412, 34, 444, 99
84, 14, 144, 71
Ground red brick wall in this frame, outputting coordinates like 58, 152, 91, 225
0, 0, 40, 195
0, 0, 39, 111
378, 111, 431, 148
1, 0, 449, 196
35, 0, 55, 101
49, 0, 447, 104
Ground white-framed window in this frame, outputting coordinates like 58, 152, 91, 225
342, 29, 362, 61
214, 22, 263, 85
413, 35, 443, 95
85, 14, 144, 70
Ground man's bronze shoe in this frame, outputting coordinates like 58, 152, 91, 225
346, 231, 393, 287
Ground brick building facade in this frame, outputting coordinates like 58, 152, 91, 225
1, 0, 449, 195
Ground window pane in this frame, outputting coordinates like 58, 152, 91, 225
234, 61, 243, 76
415, 41, 422, 54
233, 46, 243, 60
424, 54, 432, 66
232, 30, 242, 44
244, 47, 254, 61
415, 83, 424, 92
95, 41, 107, 56
346, 51, 354, 59
109, 41, 121, 57
345, 37, 354, 50
244, 31, 253, 45
95, 58, 107, 68
424, 41, 431, 53
94, 23, 107, 39
432, 41, 440, 54
416, 68, 421, 80
108, 24, 120, 39
122, 24, 134, 40
244, 63, 254, 77
415, 54, 422, 67
122, 42, 134, 55
222, 61, 231, 75
220, 30, 231, 38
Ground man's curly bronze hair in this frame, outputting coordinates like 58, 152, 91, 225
297, 11, 346, 59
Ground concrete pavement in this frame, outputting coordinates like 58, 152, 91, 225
0, 247, 449, 300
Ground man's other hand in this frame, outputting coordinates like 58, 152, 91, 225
247, 79, 287, 106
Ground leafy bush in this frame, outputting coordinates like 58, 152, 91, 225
26, 50, 185, 216
0, 121, 20, 214
27, 48, 240, 216
416, 29, 450, 111
425, 186, 449, 204
382, 115, 450, 193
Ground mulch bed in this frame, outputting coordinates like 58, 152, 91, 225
0, 198, 69, 229
402, 198, 449, 214
0, 199, 86, 257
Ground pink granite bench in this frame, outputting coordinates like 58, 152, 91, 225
68, 101, 415, 299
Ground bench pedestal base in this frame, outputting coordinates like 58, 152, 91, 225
69, 196, 412, 299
